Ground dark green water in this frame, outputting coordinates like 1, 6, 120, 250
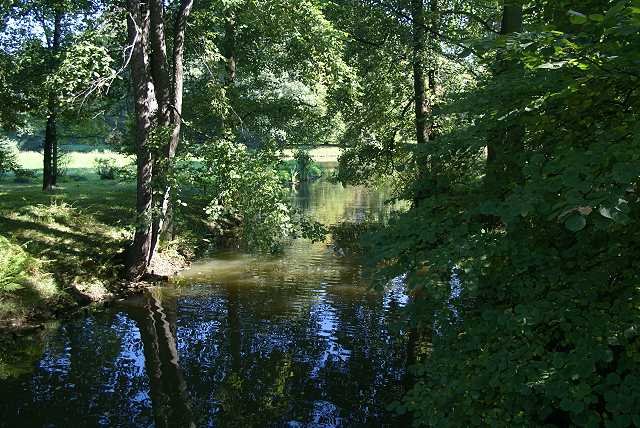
0, 182, 409, 427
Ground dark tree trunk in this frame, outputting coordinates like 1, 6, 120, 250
149, 0, 194, 263
224, 7, 237, 86
426, 0, 439, 142
126, 0, 193, 278
412, 0, 441, 202
126, 0, 157, 279
43, 11, 62, 192
43, 110, 55, 192
411, 0, 428, 148
485, 3, 524, 199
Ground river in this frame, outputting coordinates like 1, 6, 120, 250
0, 181, 409, 427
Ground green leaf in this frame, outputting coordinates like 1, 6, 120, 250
564, 214, 586, 232
589, 14, 605, 22
568, 10, 588, 25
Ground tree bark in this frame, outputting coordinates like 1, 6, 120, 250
149, 0, 194, 262
148, 0, 172, 260
42, 10, 62, 192
126, 0, 193, 278
43, 106, 56, 192
126, 0, 157, 279
224, 7, 237, 86
411, 0, 428, 148
426, 0, 439, 142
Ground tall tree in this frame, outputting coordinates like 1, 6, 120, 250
411, 0, 429, 147
1, 0, 100, 191
485, 1, 524, 200
42, 6, 62, 191
125, 0, 194, 279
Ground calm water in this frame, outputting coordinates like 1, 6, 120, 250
0, 182, 409, 427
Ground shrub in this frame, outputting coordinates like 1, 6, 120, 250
94, 157, 117, 180
0, 139, 18, 177
294, 149, 322, 181
12, 168, 36, 184
56, 150, 70, 177
0, 236, 28, 293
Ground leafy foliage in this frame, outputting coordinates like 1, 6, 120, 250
93, 156, 117, 180
0, 235, 29, 293
182, 139, 324, 252
0, 138, 18, 175
352, 1, 640, 426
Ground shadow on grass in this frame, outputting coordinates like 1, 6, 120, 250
0, 179, 137, 321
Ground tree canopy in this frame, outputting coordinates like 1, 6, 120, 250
1, 0, 639, 425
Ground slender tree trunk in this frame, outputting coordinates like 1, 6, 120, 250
220, 5, 236, 136
43, 11, 62, 192
43, 109, 55, 192
126, 0, 157, 279
224, 7, 237, 86
148, 0, 194, 263
411, 0, 428, 148
485, 2, 524, 198
412, 0, 442, 201
426, 0, 439, 142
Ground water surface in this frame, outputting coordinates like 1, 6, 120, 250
0, 182, 408, 427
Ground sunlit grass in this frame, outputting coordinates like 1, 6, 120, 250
0, 178, 137, 327
17, 150, 133, 170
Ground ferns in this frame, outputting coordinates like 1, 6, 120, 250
0, 236, 28, 293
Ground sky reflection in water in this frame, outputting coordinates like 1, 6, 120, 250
1, 182, 408, 427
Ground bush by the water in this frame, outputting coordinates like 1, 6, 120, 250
278, 150, 324, 184
12, 168, 36, 184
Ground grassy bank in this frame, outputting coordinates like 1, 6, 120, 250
0, 146, 340, 330
0, 176, 136, 329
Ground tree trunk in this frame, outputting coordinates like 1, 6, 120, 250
42, 11, 62, 192
126, 0, 157, 279
148, 0, 172, 260
126, 0, 193, 278
43, 109, 55, 192
426, 0, 439, 142
412, 0, 442, 201
224, 7, 237, 86
485, 2, 524, 200
149, 0, 194, 263
411, 0, 428, 148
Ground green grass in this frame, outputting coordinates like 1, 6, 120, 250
17, 147, 336, 172
0, 177, 136, 328
17, 150, 132, 171
0, 146, 340, 328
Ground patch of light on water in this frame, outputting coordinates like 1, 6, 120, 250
310, 400, 343, 427
382, 274, 409, 310
309, 285, 352, 379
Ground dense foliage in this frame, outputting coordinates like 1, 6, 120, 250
349, 1, 640, 426
1, 0, 639, 425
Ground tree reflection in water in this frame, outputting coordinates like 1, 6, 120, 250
0, 182, 409, 427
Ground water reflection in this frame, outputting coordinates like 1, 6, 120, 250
0, 182, 408, 427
